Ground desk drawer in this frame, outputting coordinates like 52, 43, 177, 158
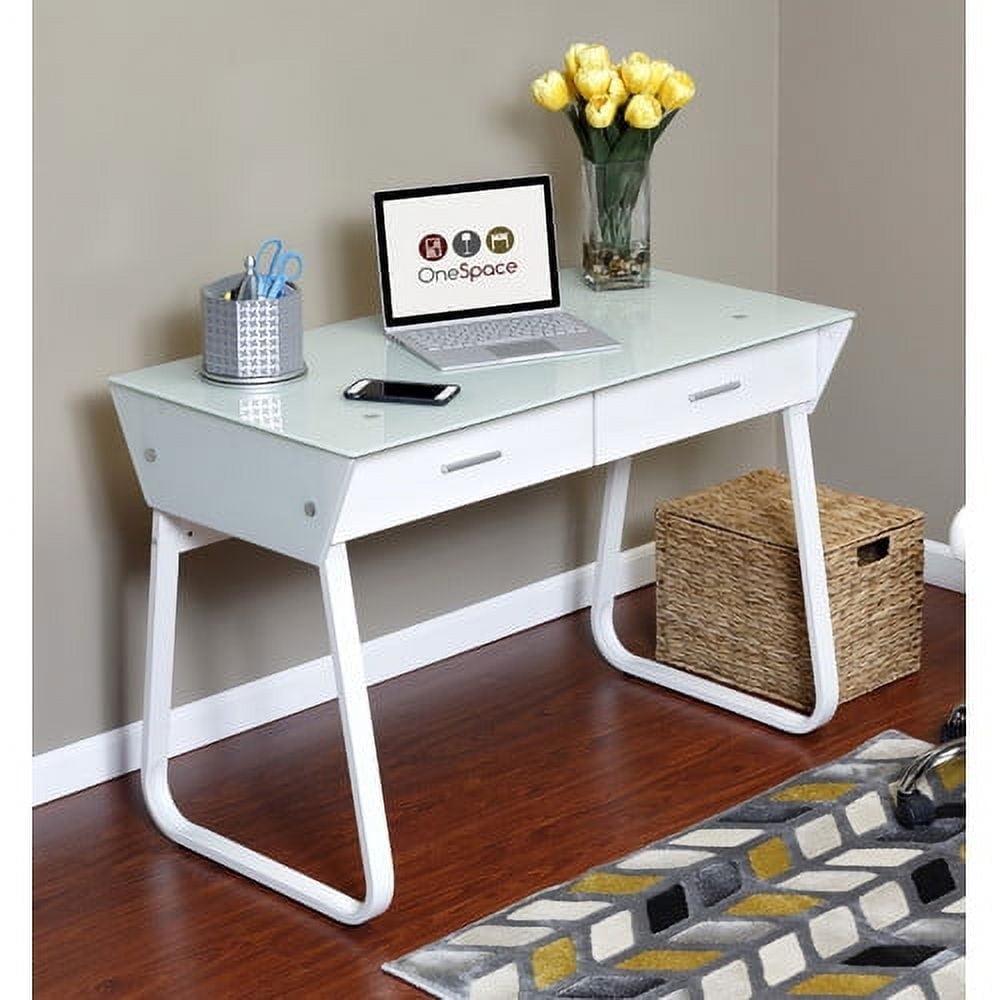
333, 396, 593, 541
594, 333, 817, 463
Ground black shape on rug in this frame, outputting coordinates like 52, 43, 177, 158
646, 884, 688, 934
911, 858, 957, 903
845, 944, 944, 967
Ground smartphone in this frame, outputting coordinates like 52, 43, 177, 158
343, 378, 460, 406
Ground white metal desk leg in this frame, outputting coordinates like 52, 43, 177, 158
782, 403, 840, 726
591, 405, 839, 734
140, 511, 394, 924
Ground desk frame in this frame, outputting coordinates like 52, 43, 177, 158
592, 403, 838, 734
138, 398, 837, 925
143, 517, 393, 923
115, 304, 853, 926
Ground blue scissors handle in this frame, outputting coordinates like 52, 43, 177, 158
255, 239, 303, 297
275, 250, 303, 282
264, 251, 302, 298
256, 238, 284, 279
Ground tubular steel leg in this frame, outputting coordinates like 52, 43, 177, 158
590, 404, 839, 733
140, 510, 394, 923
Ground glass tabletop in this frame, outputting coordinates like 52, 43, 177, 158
110, 269, 853, 458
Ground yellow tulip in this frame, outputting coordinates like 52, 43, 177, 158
658, 69, 697, 111
576, 43, 612, 71
564, 42, 589, 78
646, 60, 675, 95
574, 66, 612, 101
531, 70, 571, 112
620, 52, 652, 94
624, 93, 663, 129
607, 70, 628, 105
585, 93, 617, 128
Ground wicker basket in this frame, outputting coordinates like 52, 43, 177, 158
655, 469, 924, 711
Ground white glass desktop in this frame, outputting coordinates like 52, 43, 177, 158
111, 268, 854, 924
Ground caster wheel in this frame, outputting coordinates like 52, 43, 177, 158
895, 789, 937, 829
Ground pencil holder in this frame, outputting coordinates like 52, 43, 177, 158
200, 274, 306, 385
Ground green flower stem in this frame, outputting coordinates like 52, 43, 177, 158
584, 158, 649, 255
566, 102, 681, 256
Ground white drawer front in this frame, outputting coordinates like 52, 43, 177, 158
594, 333, 818, 463
333, 396, 593, 541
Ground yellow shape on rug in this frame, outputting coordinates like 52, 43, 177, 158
617, 950, 722, 971
748, 836, 793, 879
789, 972, 895, 995
532, 937, 576, 989
571, 873, 662, 895
773, 782, 856, 802
727, 893, 821, 916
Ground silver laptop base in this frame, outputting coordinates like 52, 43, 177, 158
393, 311, 620, 371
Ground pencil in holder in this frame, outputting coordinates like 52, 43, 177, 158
200, 274, 306, 385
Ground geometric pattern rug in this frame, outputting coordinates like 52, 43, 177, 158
384, 731, 965, 999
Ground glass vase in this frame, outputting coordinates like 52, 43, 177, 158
581, 158, 651, 291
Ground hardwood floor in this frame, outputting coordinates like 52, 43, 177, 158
33, 585, 964, 998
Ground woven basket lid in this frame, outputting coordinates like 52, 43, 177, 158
656, 469, 924, 553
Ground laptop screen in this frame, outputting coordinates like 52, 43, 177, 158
373, 176, 560, 329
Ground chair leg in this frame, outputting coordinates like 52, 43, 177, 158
140, 511, 394, 924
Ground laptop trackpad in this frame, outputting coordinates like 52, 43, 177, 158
487, 339, 558, 359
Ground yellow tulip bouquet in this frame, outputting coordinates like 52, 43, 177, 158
532, 43, 696, 289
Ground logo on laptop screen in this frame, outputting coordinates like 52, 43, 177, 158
418, 234, 448, 261
486, 226, 514, 254
452, 230, 481, 257
417, 225, 520, 284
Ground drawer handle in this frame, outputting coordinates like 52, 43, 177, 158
689, 379, 742, 402
441, 450, 503, 474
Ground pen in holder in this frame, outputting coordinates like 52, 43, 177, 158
200, 273, 306, 385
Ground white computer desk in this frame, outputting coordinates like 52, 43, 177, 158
110, 268, 854, 925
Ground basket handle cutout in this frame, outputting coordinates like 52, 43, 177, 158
857, 536, 890, 565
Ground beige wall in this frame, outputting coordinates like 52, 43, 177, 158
34, 1, 781, 752
777, 0, 964, 537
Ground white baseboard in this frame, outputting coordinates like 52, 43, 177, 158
33, 543, 656, 806
33, 536, 964, 807
924, 539, 965, 594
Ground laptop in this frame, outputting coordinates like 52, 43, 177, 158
372, 176, 619, 370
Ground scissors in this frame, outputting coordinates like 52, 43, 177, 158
256, 238, 304, 298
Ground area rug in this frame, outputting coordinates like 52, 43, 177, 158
385, 731, 964, 999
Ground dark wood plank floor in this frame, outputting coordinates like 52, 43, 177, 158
33, 585, 964, 998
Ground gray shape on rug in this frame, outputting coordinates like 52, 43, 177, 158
693, 860, 741, 908
555, 974, 665, 997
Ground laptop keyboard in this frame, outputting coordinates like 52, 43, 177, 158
406, 313, 592, 352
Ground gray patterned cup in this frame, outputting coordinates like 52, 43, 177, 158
201, 274, 306, 385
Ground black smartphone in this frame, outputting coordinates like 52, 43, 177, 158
343, 378, 460, 406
